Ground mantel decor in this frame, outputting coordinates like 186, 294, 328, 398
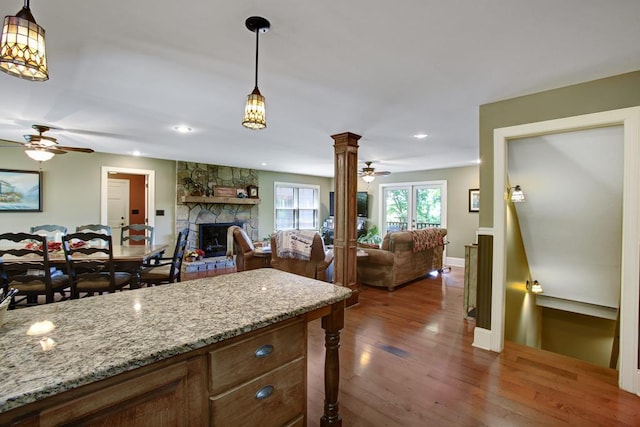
0, 168, 42, 212
247, 185, 259, 199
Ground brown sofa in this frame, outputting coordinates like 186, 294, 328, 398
356, 228, 447, 291
270, 232, 333, 281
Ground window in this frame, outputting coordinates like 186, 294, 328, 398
274, 182, 320, 230
380, 181, 447, 235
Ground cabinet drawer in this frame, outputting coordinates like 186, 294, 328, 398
210, 358, 305, 427
209, 320, 304, 394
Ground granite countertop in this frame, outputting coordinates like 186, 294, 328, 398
0, 269, 351, 413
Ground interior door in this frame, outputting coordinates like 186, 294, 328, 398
108, 178, 130, 240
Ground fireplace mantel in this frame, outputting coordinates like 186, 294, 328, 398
182, 196, 260, 205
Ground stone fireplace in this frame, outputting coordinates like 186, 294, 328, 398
175, 162, 260, 260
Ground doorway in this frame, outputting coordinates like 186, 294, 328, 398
379, 181, 447, 235
100, 166, 156, 243
490, 107, 640, 395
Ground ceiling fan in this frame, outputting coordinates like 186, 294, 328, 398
0, 124, 94, 162
359, 161, 391, 183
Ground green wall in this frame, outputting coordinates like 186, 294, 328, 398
479, 69, 640, 228
0, 150, 177, 244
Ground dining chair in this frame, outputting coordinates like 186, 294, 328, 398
139, 228, 189, 286
62, 232, 131, 298
0, 232, 70, 306
75, 224, 112, 235
120, 224, 154, 245
30, 224, 68, 238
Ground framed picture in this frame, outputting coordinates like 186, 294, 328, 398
0, 169, 43, 212
247, 185, 259, 199
468, 188, 480, 213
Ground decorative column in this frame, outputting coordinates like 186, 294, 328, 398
331, 132, 360, 306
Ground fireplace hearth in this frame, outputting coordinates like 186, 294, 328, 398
198, 222, 244, 258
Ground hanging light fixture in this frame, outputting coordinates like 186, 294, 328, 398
362, 175, 376, 183
242, 16, 270, 130
0, 0, 48, 81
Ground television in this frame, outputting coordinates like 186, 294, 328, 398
329, 191, 368, 218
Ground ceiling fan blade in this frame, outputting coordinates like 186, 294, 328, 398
56, 145, 95, 153
373, 171, 391, 176
0, 138, 27, 146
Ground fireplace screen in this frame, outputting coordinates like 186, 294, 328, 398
198, 222, 244, 257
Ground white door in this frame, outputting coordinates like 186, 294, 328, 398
380, 181, 447, 235
108, 178, 129, 240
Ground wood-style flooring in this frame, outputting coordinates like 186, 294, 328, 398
306, 267, 640, 426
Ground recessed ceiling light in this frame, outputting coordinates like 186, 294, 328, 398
173, 125, 192, 133
413, 133, 428, 139
261, 162, 267, 166
132, 150, 141, 156
473, 159, 481, 164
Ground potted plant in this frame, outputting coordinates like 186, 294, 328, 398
357, 225, 383, 249
185, 249, 205, 262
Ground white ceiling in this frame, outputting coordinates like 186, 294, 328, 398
1, 0, 640, 177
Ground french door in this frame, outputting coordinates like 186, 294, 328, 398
380, 181, 446, 236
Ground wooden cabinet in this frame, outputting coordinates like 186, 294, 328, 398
1, 319, 305, 427
464, 244, 478, 318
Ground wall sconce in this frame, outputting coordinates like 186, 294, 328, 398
507, 185, 525, 203
526, 280, 543, 293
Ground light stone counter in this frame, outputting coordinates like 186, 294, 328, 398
0, 269, 351, 414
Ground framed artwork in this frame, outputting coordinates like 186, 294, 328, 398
247, 185, 259, 199
0, 169, 43, 212
468, 188, 480, 213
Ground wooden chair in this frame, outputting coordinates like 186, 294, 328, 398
121, 224, 154, 245
0, 232, 70, 306
30, 224, 68, 237
62, 232, 131, 298
228, 225, 264, 271
139, 228, 189, 286
76, 224, 112, 235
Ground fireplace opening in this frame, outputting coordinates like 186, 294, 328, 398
198, 222, 244, 258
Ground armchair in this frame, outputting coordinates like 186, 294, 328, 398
270, 231, 333, 281
227, 226, 264, 271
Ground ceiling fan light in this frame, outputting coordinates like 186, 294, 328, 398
25, 148, 54, 161
242, 87, 266, 130
0, 2, 48, 81
362, 174, 375, 183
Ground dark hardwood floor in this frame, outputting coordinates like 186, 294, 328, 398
306, 267, 640, 426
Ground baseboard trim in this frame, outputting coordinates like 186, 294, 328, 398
445, 257, 464, 267
472, 327, 493, 351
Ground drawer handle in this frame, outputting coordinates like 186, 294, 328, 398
254, 344, 273, 358
255, 385, 274, 400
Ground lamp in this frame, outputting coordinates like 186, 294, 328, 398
25, 148, 54, 161
242, 16, 270, 130
526, 280, 543, 294
0, 0, 48, 81
362, 174, 375, 183
508, 185, 525, 203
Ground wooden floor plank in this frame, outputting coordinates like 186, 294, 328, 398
306, 267, 640, 426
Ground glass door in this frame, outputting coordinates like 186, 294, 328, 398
381, 181, 446, 235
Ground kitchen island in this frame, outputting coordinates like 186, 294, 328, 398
0, 269, 351, 426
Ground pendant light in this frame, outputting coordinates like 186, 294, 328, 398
0, 0, 48, 81
242, 16, 270, 130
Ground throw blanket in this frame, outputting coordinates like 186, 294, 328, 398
410, 228, 443, 253
226, 226, 235, 258
276, 230, 316, 260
